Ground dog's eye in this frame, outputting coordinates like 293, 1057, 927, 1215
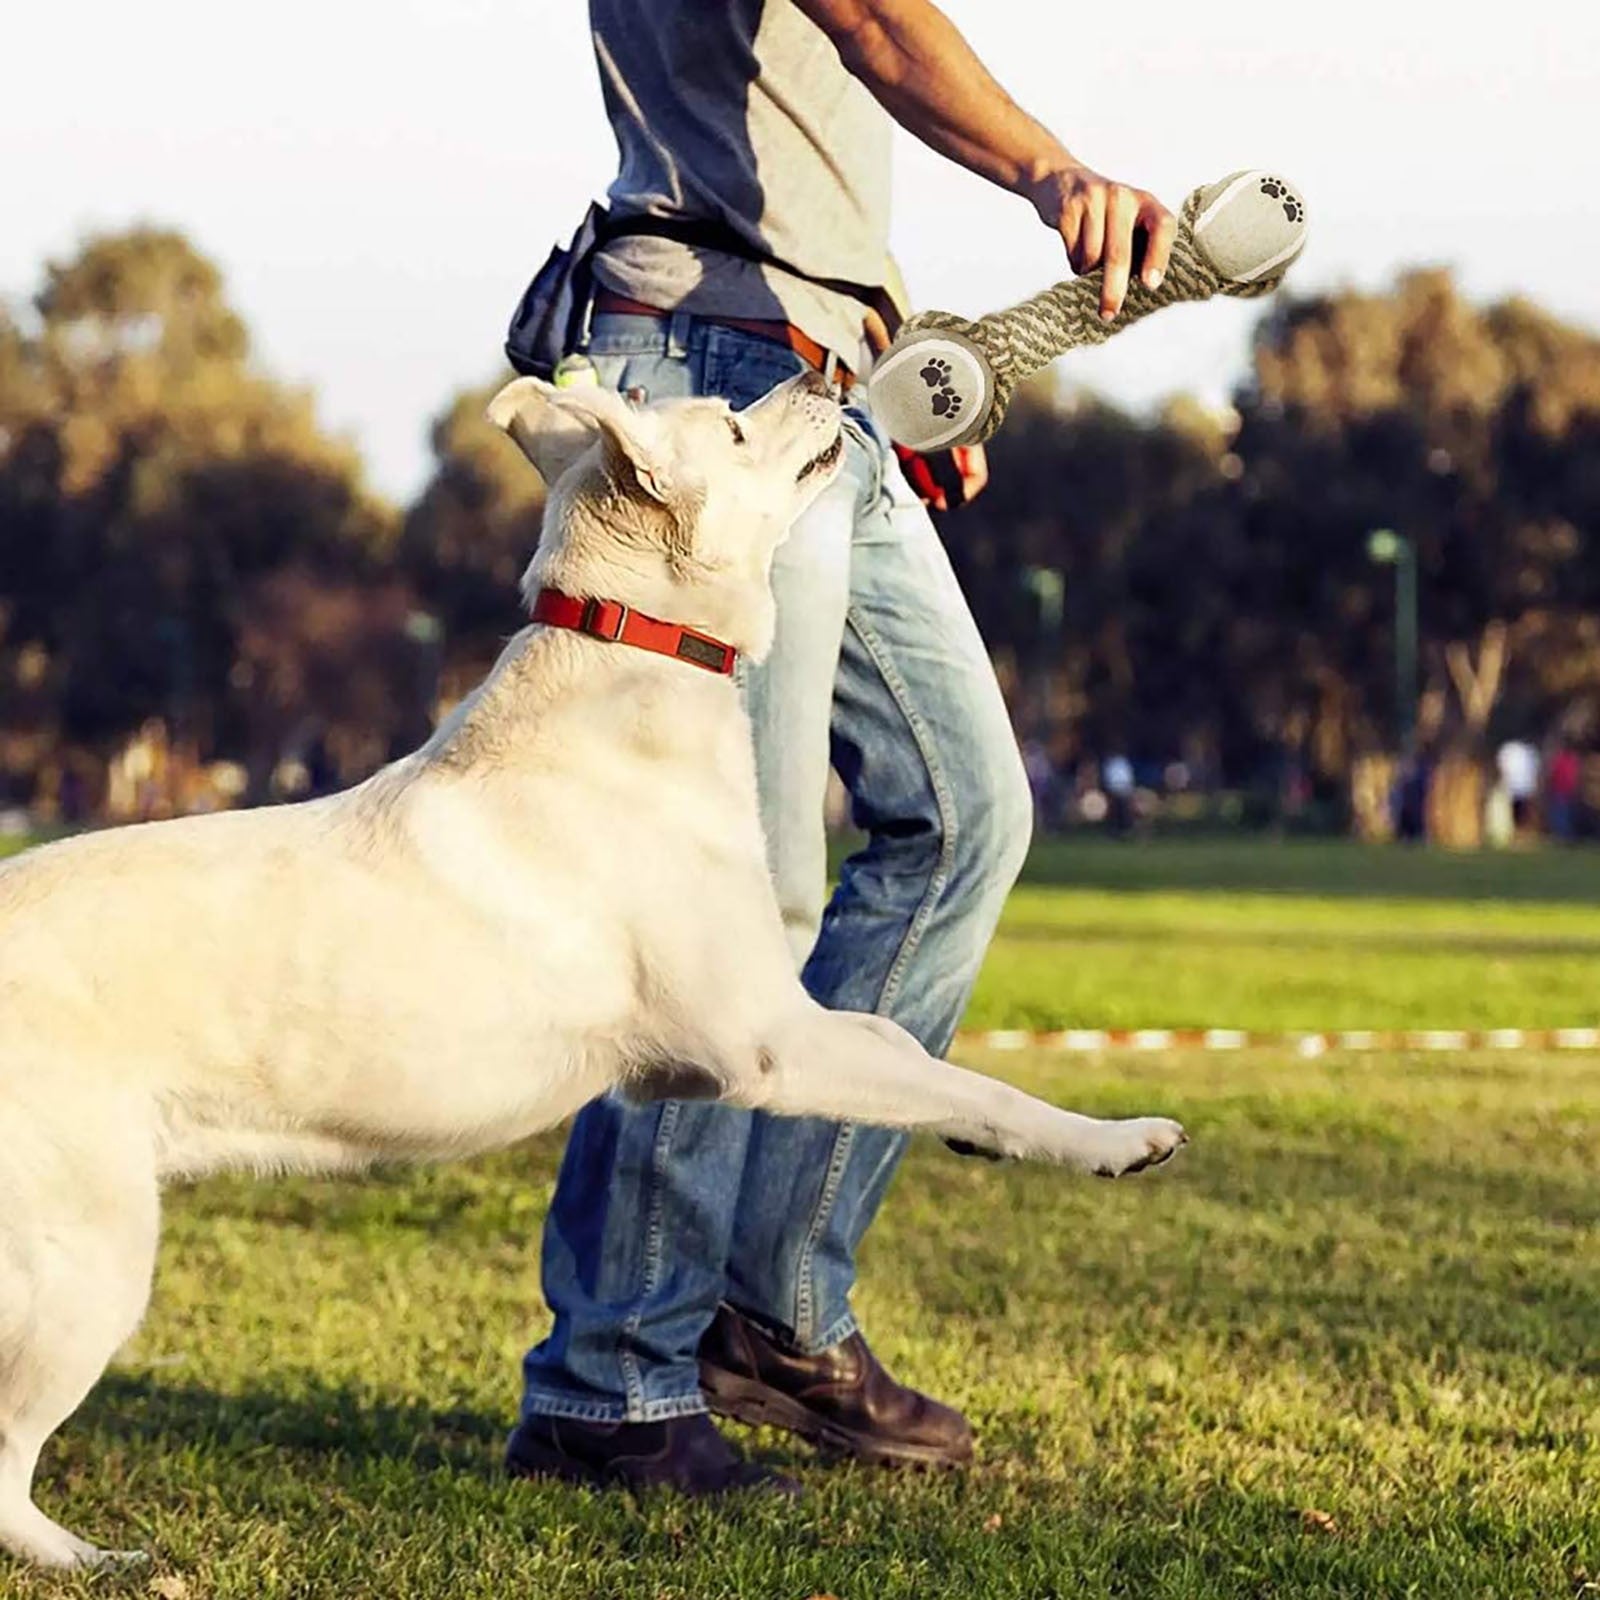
725, 415, 746, 446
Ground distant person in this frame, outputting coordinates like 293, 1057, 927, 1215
58, 767, 88, 827
1103, 752, 1136, 836
1495, 739, 1540, 835
1022, 737, 1056, 830
1279, 750, 1310, 827
1394, 751, 1432, 843
1546, 744, 1581, 841
304, 734, 339, 798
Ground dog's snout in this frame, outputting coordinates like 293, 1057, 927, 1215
795, 368, 833, 400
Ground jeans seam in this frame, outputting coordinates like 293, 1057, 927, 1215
791, 1122, 856, 1344
841, 412, 880, 500
788, 602, 959, 1342
618, 1100, 682, 1418
842, 608, 960, 1014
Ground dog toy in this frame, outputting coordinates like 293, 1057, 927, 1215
868, 170, 1308, 451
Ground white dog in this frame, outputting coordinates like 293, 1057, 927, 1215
0, 369, 1185, 1569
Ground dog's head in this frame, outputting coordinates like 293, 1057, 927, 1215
487, 370, 844, 661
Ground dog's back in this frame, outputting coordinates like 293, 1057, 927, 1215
1, 804, 332, 1065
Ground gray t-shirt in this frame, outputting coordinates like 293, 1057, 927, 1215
588, 0, 892, 371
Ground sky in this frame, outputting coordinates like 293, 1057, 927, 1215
5, 0, 1597, 503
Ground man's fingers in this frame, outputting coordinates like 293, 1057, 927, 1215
1051, 171, 1174, 297
1076, 187, 1106, 278
954, 443, 988, 503
1139, 200, 1178, 289
1058, 192, 1086, 273
1099, 185, 1138, 319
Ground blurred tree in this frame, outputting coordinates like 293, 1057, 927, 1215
6, 237, 1598, 840
1244, 270, 1600, 838
947, 379, 1247, 779
944, 270, 1600, 838
401, 377, 545, 693
0, 228, 410, 804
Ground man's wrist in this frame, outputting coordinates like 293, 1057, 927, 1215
1019, 152, 1086, 226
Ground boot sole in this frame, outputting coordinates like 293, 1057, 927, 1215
700, 1364, 973, 1469
505, 1429, 801, 1499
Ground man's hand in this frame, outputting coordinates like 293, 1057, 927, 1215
895, 442, 988, 512
1028, 164, 1178, 321
949, 443, 988, 507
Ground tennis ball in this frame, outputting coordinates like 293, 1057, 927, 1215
552, 354, 600, 389
1191, 171, 1308, 284
867, 329, 994, 453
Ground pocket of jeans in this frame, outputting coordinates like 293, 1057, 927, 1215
586, 350, 696, 405
701, 333, 812, 412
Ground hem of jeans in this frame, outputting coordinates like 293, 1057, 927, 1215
795, 1306, 860, 1358
520, 1388, 709, 1425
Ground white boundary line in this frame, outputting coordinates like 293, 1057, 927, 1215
954, 1027, 1600, 1054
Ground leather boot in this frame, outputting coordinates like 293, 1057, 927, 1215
506, 1409, 802, 1497
698, 1304, 974, 1468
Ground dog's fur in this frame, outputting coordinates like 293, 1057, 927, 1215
0, 369, 1184, 1568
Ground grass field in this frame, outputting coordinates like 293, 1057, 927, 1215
4, 834, 1598, 1598
967, 837, 1600, 1032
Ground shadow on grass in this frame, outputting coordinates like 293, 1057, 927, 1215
32, 1398, 1591, 1599
85, 1373, 505, 1472
75, 1372, 818, 1500
165, 1144, 566, 1238
1014, 836, 1600, 904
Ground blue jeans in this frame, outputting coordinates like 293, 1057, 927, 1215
521, 311, 1032, 1422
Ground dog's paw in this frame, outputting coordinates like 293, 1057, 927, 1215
1088, 1117, 1188, 1178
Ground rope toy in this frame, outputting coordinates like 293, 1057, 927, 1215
868, 170, 1308, 451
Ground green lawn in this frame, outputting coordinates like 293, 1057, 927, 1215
4, 834, 1598, 1598
968, 837, 1600, 1032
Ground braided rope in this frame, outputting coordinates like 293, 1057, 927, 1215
902, 188, 1289, 442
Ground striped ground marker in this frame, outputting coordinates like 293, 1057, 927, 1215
954, 1027, 1600, 1054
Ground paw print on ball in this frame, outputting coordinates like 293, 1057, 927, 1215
1259, 176, 1304, 224
917, 353, 964, 421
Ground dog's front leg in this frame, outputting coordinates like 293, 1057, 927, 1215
731, 1002, 1185, 1178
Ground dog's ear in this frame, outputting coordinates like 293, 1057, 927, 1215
487, 377, 674, 503
487, 377, 595, 485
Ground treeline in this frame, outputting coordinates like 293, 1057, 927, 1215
0, 229, 543, 812
2, 229, 1598, 839
953, 274, 1600, 839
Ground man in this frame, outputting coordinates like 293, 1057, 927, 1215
508, 0, 1175, 1495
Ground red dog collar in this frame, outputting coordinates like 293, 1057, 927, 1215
529, 588, 737, 676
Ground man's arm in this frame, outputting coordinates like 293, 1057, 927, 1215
793, 0, 1174, 321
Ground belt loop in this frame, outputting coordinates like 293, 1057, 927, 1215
667, 309, 692, 361
821, 350, 839, 388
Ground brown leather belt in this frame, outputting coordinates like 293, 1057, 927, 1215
592, 288, 856, 391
